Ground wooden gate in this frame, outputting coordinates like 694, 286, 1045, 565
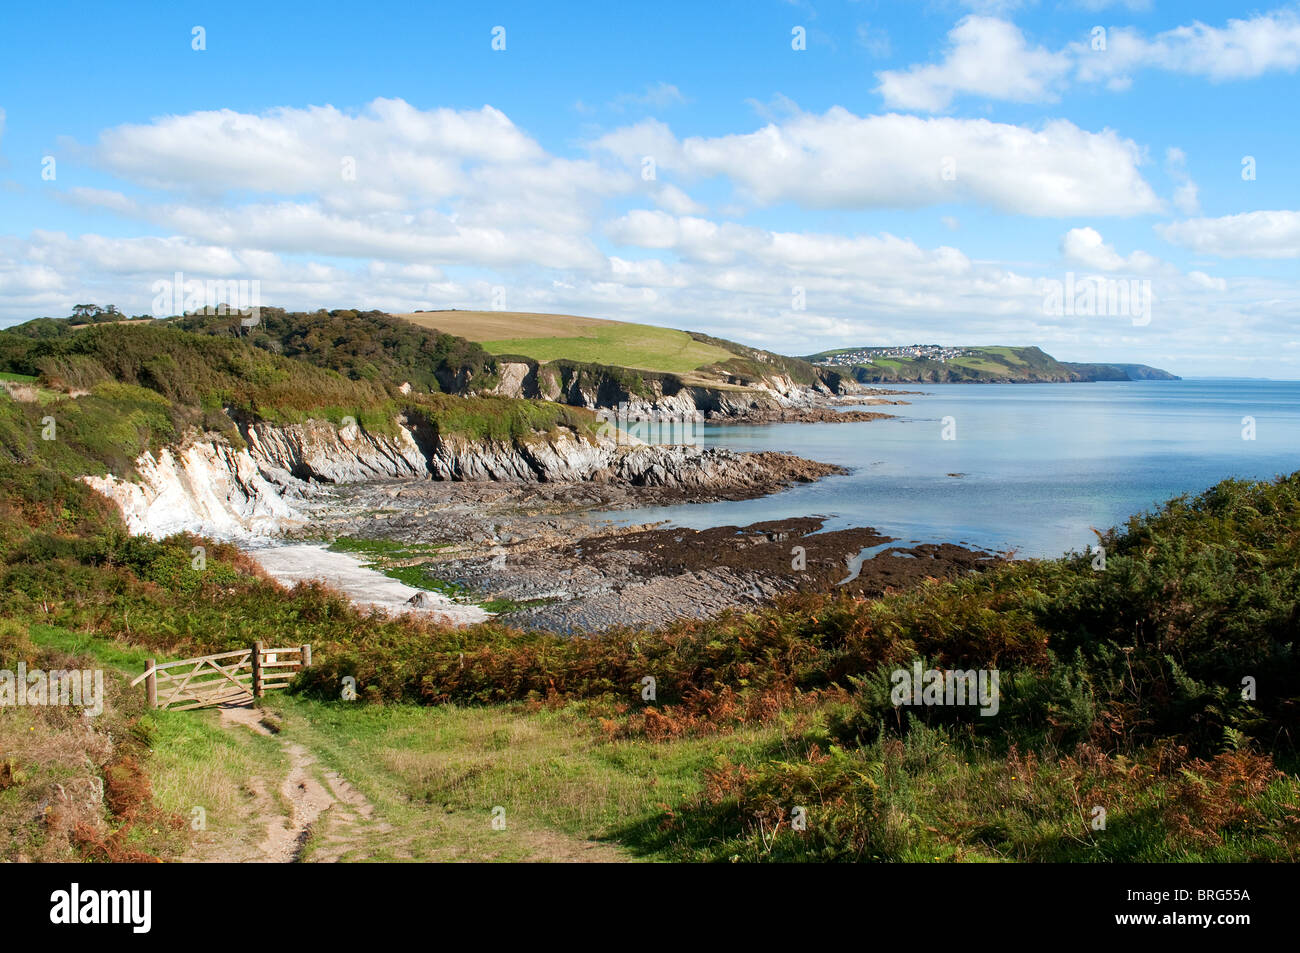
131, 642, 312, 711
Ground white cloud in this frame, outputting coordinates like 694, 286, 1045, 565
1188, 270, 1227, 292
47, 99, 646, 275
1077, 8, 1300, 86
91, 98, 631, 233
956, 0, 1031, 13
1163, 147, 1200, 216
879, 9, 1300, 112
1072, 0, 1152, 11
4, 95, 1299, 376
607, 210, 978, 278
0, 231, 457, 318
652, 184, 707, 216
594, 108, 1161, 217
63, 187, 142, 216
149, 202, 606, 270
96, 100, 542, 194
1061, 226, 1162, 272
1156, 210, 1300, 259
6, 214, 1300, 378
876, 17, 1071, 111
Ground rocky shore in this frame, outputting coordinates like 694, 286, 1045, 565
81, 394, 1000, 632
317, 480, 1002, 632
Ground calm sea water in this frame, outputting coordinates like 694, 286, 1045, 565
596, 380, 1300, 559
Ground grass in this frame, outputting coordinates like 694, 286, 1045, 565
328, 537, 451, 558
143, 707, 287, 859
953, 356, 1013, 374
977, 346, 1028, 366
820, 346, 1083, 382
326, 535, 559, 613
143, 688, 1300, 863
418, 393, 596, 443
327, 536, 469, 599
399, 310, 734, 376
24, 623, 154, 671
325, 537, 555, 614
12, 621, 290, 862
481, 596, 559, 614
1, 621, 192, 861
261, 693, 789, 861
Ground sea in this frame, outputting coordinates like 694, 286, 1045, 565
593, 379, 1300, 559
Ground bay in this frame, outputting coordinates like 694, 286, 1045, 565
595, 379, 1300, 559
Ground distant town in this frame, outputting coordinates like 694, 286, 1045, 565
813, 345, 971, 367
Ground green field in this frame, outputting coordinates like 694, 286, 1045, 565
399, 310, 734, 376
812, 345, 1080, 382
806, 344, 1176, 383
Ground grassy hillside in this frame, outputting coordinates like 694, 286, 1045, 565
0, 319, 596, 474
808, 345, 1178, 383
400, 310, 736, 378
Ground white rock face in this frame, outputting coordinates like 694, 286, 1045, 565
243, 419, 430, 483
83, 441, 310, 539
81, 413, 796, 543
490, 362, 532, 398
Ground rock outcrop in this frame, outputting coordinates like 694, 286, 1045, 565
84, 415, 842, 540
84, 440, 315, 539
488, 359, 870, 421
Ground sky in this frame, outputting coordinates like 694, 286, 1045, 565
0, 0, 1297, 377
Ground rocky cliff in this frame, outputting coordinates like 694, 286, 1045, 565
85, 414, 840, 540
488, 358, 862, 420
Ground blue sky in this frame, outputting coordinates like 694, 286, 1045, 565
1, 0, 1298, 376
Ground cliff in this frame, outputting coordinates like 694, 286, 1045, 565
84, 415, 840, 540
487, 357, 857, 420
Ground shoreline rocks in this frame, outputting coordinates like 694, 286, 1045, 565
83, 416, 847, 541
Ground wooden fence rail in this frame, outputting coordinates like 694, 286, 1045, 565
130, 642, 312, 711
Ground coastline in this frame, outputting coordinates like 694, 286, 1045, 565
267, 472, 1000, 632
79, 381, 1004, 631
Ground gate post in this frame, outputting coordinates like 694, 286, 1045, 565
145, 658, 157, 709
301, 643, 312, 668
251, 641, 264, 699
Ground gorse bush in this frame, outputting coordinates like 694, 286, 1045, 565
12, 322, 394, 422
175, 308, 500, 394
